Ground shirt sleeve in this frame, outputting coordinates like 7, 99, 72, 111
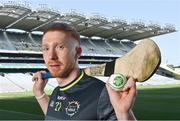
97, 87, 117, 120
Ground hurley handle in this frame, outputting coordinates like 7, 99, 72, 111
41, 72, 53, 79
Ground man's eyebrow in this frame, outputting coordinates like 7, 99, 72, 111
56, 42, 65, 45
42, 42, 65, 46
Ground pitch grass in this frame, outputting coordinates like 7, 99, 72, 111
0, 91, 45, 120
134, 84, 180, 120
0, 85, 180, 120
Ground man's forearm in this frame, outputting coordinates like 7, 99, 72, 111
115, 109, 136, 121
36, 94, 49, 115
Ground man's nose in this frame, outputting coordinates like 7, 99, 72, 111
49, 48, 58, 60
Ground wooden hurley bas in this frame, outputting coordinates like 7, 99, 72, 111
84, 39, 161, 91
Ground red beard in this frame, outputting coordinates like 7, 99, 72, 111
47, 60, 63, 77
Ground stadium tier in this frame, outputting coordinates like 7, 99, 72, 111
0, 30, 134, 55
0, 1, 175, 40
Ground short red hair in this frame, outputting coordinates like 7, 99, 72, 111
43, 22, 80, 44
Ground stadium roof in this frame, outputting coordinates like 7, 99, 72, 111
0, 1, 176, 41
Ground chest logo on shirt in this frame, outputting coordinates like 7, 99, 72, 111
65, 101, 80, 117
57, 96, 66, 100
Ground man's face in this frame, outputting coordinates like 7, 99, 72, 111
42, 30, 81, 78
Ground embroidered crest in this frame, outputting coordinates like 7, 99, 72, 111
65, 101, 80, 117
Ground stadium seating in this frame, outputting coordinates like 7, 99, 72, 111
90, 39, 116, 56
0, 31, 131, 56
30, 34, 42, 51
0, 31, 14, 50
106, 40, 128, 54
6, 32, 34, 51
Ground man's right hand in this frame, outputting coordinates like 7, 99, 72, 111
32, 71, 50, 115
32, 71, 48, 97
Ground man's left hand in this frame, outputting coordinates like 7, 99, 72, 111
106, 77, 137, 120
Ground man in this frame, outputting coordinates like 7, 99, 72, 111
32, 23, 137, 120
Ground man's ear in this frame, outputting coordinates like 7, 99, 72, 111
75, 46, 82, 58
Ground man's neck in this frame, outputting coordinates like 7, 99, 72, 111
56, 68, 81, 87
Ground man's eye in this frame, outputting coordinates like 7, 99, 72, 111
42, 47, 49, 51
57, 45, 64, 50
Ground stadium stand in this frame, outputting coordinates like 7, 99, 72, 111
0, 31, 131, 56
30, 34, 42, 51
0, 31, 14, 50
106, 40, 129, 54
90, 39, 116, 56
